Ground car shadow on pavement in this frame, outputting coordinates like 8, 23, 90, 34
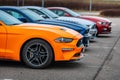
0, 60, 86, 69
97, 34, 113, 38
0, 60, 25, 68
90, 40, 98, 43
49, 61, 85, 69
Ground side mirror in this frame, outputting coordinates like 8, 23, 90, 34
64, 13, 71, 17
18, 18, 28, 23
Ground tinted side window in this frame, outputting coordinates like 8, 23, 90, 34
0, 11, 22, 25
29, 9, 49, 18
4, 10, 29, 23
30, 9, 44, 15
4, 10, 25, 19
57, 10, 65, 16
51, 9, 67, 16
50, 10, 57, 14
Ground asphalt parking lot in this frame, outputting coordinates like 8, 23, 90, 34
0, 17, 120, 80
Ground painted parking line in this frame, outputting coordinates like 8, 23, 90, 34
0, 79, 14, 80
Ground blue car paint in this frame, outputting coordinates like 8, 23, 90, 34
40, 20, 84, 34
22, 6, 97, 40
0, 6, 90, 47
40, 19, 87, 34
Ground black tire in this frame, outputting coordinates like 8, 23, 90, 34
96, 27, 99, 37
21, 39, 53, 69
96, 32, 99, 36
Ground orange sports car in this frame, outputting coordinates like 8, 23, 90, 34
0, 10, 84, 68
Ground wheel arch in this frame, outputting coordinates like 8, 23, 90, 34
20, 38, 55, 62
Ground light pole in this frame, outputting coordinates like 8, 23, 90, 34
17, 0, 19, 6
90, 0, 92, 12
22, 0, 24, 6
42, 0, 45, 7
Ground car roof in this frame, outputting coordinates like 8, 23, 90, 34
47, 7, 67, 10
0, 6, 29, 11
21, 6, 44, 10
0, 6, 20, 9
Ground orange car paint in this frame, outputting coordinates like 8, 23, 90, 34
0, 22, 83, 61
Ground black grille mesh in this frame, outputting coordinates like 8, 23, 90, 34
76, 39, 83, 47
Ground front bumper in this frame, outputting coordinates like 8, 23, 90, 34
70, 52, 84, 61
101, 26, 111, 34
53, 38, 84, 61
97, 22, 112, 34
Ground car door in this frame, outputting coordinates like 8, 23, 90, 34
0, 22, 7, 58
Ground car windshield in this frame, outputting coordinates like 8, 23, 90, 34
42, 8, 59, 18
0, 10, 22, 25
21, 9, 45, 21
65, 8, 80, 17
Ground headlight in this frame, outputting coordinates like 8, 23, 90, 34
97, 21, 106, 25
87, 25, 93, 29
55, 37, 73, 43
84, 29, 90, 34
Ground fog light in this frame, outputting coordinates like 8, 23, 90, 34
62, 48, 74, 51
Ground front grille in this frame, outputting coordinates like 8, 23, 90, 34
76, 39, 83, 47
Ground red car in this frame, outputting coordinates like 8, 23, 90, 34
48, 7, 112, 36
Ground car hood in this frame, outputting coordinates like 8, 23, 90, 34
38, 19, 87, 30
80, 16, 111, 22
57, 16, 95, 26
14, 23, 81, 38
17, 23, 62, 29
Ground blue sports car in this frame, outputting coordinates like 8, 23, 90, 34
0, 6, 90, 48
